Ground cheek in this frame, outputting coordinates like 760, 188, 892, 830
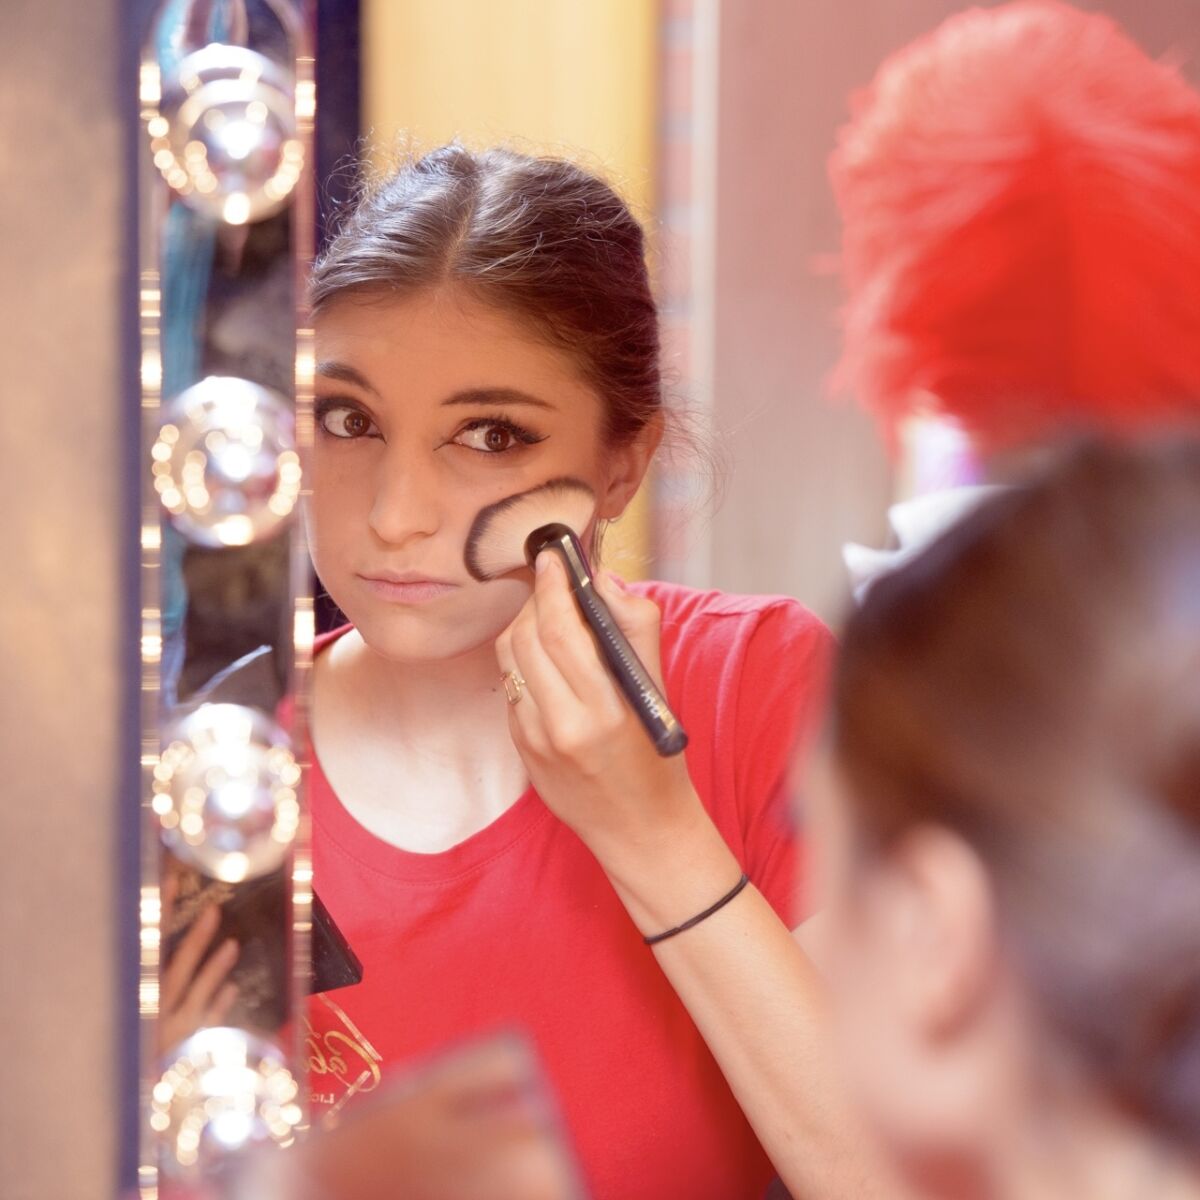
470, 577, 532, 635
825, 892, 913, 1112
306, 453, 365, 542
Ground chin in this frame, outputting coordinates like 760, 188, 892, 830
364, 624, 496, 662
342, 592, 526, 666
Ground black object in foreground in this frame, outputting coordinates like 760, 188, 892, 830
164, 867, 364, 1031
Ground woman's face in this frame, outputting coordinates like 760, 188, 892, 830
809, 756, 928, 1148
810, 754, 1029, 1196
310, 287, 637, 664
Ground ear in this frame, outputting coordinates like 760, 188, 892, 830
596, 412, 664, 520
883, 824, 999, 1041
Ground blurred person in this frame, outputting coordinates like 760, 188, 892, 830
817, 437, 1200, 1199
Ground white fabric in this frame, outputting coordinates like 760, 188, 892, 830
843, 485, 1010, 600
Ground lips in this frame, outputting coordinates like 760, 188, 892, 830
357, 571, 461, 604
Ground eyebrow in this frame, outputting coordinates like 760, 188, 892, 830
316, 361, 379, 395
442, 388, 555, 411
315, 368, 555, 413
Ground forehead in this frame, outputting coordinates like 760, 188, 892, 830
314, 287, 598, 405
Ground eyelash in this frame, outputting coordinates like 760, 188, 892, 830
455, 415, 547, 454
315, 398, 381, 440
313, 399, 546, 455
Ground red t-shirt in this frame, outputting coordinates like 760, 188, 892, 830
302, 582, 832, 1199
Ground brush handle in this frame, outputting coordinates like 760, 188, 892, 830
527, 525, 688, 758
574, 576, 689, 756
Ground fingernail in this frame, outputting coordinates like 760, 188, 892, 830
535, 551, 551, 574
221, 938, 239, 960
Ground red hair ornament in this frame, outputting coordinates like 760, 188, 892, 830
829, 0, 1200, 456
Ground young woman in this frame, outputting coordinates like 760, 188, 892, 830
295, 144, 844, 1200
816, 439, 1200, 1199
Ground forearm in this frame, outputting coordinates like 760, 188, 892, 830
598, 815, 908, 1200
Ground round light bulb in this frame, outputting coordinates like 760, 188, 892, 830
154, 703, 302, 882
151, 43, 303, 224
152, 1027, 302, 1178
152, 376, 299, 548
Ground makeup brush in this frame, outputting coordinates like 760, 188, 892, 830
465, 477, 688, 757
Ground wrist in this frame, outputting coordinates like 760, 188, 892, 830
591, 800, 743, 937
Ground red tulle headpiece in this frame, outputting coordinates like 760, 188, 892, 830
829, 0, 1200, 455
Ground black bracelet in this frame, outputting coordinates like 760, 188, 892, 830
643, 873, 751, 946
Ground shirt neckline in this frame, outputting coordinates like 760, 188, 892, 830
297, 625, 553, 885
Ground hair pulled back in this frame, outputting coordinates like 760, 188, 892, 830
311, 144, 662, 445
833, 438, 1200, 1147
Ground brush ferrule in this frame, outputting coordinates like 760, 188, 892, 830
524, 523, 592, 585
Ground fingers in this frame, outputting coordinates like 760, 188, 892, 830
161, 900, 221, 1011
187, 936, 239, 1020
499, 558, 624, 759
160, 938, 237, 1052
206, 979, 239, 1027
530, 553, 615, 709
157, 903, 239, 1056
495, 554, 670, 767
503, 612, 584, 721
495, 619, 550, 724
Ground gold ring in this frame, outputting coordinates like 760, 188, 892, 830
501, 670, 526, 705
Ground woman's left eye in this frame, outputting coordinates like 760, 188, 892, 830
452, 419, 544, 454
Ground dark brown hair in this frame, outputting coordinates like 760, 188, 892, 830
832, 438, 1200, 1146
310, 144, 662, 445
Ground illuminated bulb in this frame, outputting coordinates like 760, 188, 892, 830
151, 45, 302, 224
140, 61, 162, 106
215, 119, 259, 161
215, 441, 252, 482
215, 852, 250, 883
214, 514, 255, 546
152, 377, 296, 548
222, 192, 251, 224
151, 1026, 301, 1180
153, 704, 301, 881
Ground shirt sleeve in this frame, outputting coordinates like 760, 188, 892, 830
732, 601, 835, 926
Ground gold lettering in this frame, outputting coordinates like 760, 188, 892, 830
323, 1030, 382, 1092
302, 1009, 383, 1098
303, 1017, 331, 1076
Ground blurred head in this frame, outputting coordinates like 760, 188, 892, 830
817, 440, 1200, 1193
829, 0, 1200, 457
306, 145, 662, 663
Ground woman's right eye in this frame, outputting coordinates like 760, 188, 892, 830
318, 405, 379, 440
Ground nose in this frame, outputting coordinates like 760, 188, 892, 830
367, 442, 441, 546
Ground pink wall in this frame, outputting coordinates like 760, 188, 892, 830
1, 0, 125, 1197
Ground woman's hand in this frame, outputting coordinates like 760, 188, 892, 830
156, 874, 239, 1058
494, 552, 740, 927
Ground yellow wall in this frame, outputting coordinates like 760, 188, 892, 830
361, 0, 659, 578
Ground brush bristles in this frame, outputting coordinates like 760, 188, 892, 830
465, 479, 596, 580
